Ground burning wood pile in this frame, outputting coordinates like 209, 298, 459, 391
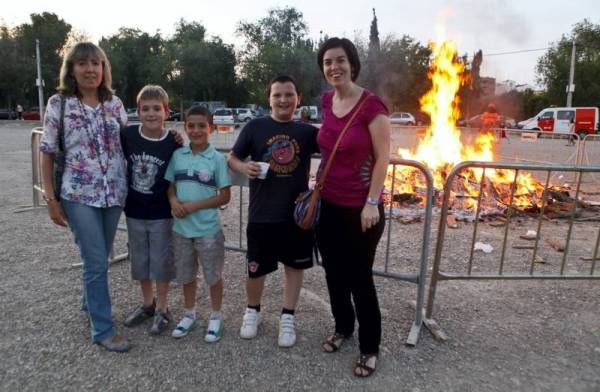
384, 38, 599, 223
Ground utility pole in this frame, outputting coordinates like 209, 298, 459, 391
35, 39, 45, 122
566, 40, 576, 107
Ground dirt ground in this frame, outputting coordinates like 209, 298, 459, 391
1, 121, 599, 392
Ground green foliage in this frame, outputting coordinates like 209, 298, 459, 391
236, 7, 321, 105
166, 20, 239, 109
0, 13, 71, 108
100, 28, 169, 108
537, 19, 600, 107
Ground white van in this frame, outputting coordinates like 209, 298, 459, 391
519, 107, 599, 135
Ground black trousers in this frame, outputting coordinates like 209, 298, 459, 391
316, 199, 385, 355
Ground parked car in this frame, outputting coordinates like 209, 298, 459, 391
390, 112, 416, 125
233, 108, 254, 122
292, 106, 319, 122
126, 108, 139, 122
168, 110, 181, 121
22, 107, 41, 121
0, 108, 16, 120
213, 108, 236, 124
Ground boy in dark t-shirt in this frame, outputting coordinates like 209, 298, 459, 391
120, 85, 179, 335
229, 75, 319, 348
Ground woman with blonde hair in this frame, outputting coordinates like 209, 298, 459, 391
40, 42, 130, 352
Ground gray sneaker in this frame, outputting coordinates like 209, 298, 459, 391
149, 311, 170, 335
123, 302, 155, 327
96, 335, 131, 353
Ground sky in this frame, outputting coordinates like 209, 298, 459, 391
2, 0, 598, 88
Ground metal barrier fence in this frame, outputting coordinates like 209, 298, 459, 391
579, 135, 600, 184
380, 158, 434, 346
20, 127, 436, 345
14, 128, 44, 213
424, 161, 600, 341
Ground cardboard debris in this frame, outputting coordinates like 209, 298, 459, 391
489, 221, 506, 227
519, 230, 537, 240
545, 238, 565, 252
399, 215, 422, 224
534, 255, 546, 264
447, 214, 458, 229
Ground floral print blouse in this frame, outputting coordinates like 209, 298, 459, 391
40, 94, 128, 208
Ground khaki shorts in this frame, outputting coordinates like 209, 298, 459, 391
126, 217, 174, 282
173, 230, 225, 286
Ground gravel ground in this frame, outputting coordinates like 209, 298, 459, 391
1, 121, 599, 392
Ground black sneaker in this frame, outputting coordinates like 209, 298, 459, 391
123, 302, 155, 327
149, 311, 171, 335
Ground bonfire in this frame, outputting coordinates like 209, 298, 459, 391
386, 39, 572, 219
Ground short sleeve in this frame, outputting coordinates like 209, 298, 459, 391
39, 94, 62, 153
215, 153, 232, 189
111, 96, 128, 128
360, 94, 389, 126
231, 123, 251, 160
165, 152, 177, 182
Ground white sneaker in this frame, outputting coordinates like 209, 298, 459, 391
240, 308, 261, 339
204, 318, 224, 343
278, 314, 296, 347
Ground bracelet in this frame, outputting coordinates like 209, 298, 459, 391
43, 194, 57, 202
366, 197, 379, 206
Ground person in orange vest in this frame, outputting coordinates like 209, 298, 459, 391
481, 103, 500, 132
480, 102, 507, 140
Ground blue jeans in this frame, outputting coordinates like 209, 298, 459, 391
62, 200, 122, 342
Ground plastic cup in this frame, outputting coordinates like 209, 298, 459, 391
257, 162, 270, 179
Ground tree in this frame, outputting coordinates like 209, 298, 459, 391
363, 8, 382, 95
167, 20, 239, 108
236, 7, 321, 105
100, 28, 169, 108
536, 19, 600, 107
0, 13, 71, 109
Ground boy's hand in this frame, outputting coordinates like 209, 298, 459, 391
170, 199, 188, 218
245, 161, 261, 179
170, 129, 185, 145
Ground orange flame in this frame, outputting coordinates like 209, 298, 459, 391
387, 39, 545, 210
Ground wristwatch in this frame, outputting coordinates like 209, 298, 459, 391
366, 197, 379, 206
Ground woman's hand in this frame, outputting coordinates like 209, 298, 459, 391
244, 161, 261, 179
360, 203, 380, 232
170, 199, 188, 218
47, 200, 68, 227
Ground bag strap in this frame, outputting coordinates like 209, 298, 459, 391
315, 92, 371, 190
57, 95, 66, 152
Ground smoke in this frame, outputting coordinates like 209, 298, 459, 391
445, 0, 532, 47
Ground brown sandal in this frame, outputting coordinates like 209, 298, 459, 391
321, 332, 348, 353
353, 354, 377, 377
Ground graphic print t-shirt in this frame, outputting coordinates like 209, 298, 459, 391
120, 125, 179, 219
232, 116, 319, 223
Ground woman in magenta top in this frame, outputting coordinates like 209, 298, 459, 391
316, 37, 390, 377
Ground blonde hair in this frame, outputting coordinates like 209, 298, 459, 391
136, 85, 170, 112
57, 42, 114, 102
